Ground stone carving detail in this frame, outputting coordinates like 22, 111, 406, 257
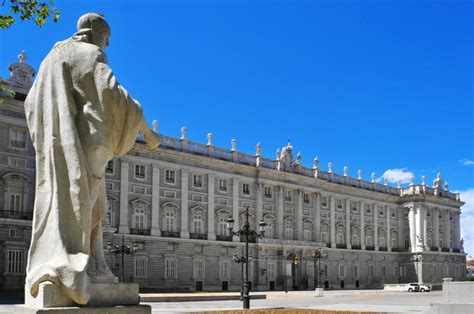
433, 173, 444, 189
7, 50, 36, 86
277, 141, 294, 171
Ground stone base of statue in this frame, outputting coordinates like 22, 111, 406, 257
18, 282, 151, 313
314, 287, 324, 297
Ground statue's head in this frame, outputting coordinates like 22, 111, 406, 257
76, 13, 110, 49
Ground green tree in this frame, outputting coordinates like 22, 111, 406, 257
0, 0, 60, 103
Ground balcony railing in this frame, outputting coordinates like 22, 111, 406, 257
190, 233, 208, 240
379, 247, 388, 251
441, 248, 450, 252
430, 247, 439, 252
240, 235, 257, 243
366, 246, 375, 251
161, 231, 180, 238
452, 248, 461, 253
351, 245, 362, 250
130, 228, 150, 236
336, 244, 347, 249
0, 210, 33, 220
216, 235, 233, 242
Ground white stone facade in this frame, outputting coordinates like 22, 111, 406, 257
0, 55, 466, 292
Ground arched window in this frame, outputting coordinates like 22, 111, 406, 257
3, 173, 30, 217
365, 227, 374, 246
391, 231, 398, 248
352, 234, 360, 246
378, 229, 386, 248
103, 196, 117, 227
216, 209, 231, 237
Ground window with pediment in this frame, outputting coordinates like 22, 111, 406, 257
162, 203, 178, 232
3, 173, 30, 216
131, 199, 148, 230
9, 129, 27, 149
218, 179, 228, 192
336, 225, 345, 245
303, 221, 312, 241
378, 229, 387, 247
264, 215, 275, 239
264, 186, 272, 198
284, 218, 294, 240
320, 196, 328, 208
191, 207, 206, 234
216, 209, 231, 236
351, 227, 360, 245
321, 223, 329, 243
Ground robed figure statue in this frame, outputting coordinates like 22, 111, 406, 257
24, 13, 159, 304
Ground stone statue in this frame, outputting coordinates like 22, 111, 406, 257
433, 173, 444, 189
24, 13, 159, 305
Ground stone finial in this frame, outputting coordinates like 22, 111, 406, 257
343, 166, 348, 177
357, 170, 362, 180
207, 133, 213, 146
313, 156, 319, 170
256, 142, 262, 156
276, 148, 281, 160
397, 180, 401, 188
287, 140, 292, 150
371, 172, 376, 183
421, 175, 426, 186
328, 162, 333, 173
231, 139, 237, 151
444, 182, 449, 191
180, 127, 187, 140
152, 120, 158, 133
18, 50, 27, 63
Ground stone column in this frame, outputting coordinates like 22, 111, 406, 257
360, 200, 365, 250
151, 164, 161, 236
454, 211, 461, 250
118, 159, 130, 234
408, 205, 416, 252
345, 199, 351, 249
232, 178, 240, 242
374, 204, 379, 250
330, 195, 336, 248
433, 208, 440, 250
422, 206, 428, 250
207, 174, 216, 240
444, 209, 451, 250
314, 193, 321, 242
386, 206, 391, 251
277, 186, 284, 239
256, 183, 263, 225
296, 190, 303, 241
180, 170, 190, 238
414, 205, 424, 251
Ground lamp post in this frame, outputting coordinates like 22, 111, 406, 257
312, 248, 327, 294
227, 207, 266, 309
107, 235, 138, 283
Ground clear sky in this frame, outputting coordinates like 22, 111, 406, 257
1, 0, 473, 254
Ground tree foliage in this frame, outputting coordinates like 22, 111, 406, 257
0, 0, 60, 29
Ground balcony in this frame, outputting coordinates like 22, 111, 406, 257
453, 248, 461, 253
190, 233, 208, 240
0, 210, 33, 220
441, 248, 450, 252
430, 247, 439, 252
161, 231, 180, 238
216, 235, 233, 242
351, 245, 361, 250
379, 247, 388, 251
130, 228, 150, 236
336, 244, 347, 249
366, 246, 375, 251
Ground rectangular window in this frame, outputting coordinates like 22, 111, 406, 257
285, 190, 292, 201
306, 262, 314, 277
268, 262, 276, 278
193, 259, 204, 278
303, 193, 310, 204
165, 170, 175, 184
134, 257, 148, 278
10, 129, 26, 149
404, 239, 410, 249
351, 202, 358, 212
106, 160, 114, 174
264, 186, 272, 198
218, 179, 227, 192
393, 265, 398, 278
9, 193, 22, 212
165, 259, 177, 278
336, 199, 343, 209
382, 265, 386, 277
193, 175, 203, 188
134, 164, 146, 179
339, 265, 346, 278
8, 229, 21, 238
220, 261, 230, 279
8, 157, 26, 168
7, 249, 24, 274
242, 183, 250, 195
321, 197, 328, 208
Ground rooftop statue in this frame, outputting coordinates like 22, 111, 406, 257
24, 13, 159, 305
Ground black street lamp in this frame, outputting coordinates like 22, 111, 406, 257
312, 248, 328, 289
227, 207, 266, 309
107, 234, 138, 283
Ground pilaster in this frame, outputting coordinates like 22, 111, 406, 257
207, 174, 216, 240
360, 200, 365, 250
296, 189, 303, 241
277, 186, 284, 239
444, 209, 450, 250
314, 193, 321, 242
454, 210, 461, 250
150, 164, 161, 236
408, 205, 416, 252
256, 183, 263, 225
386, 206, 391, 251
433, 208, 440, 250
232, 178, 240, 242
180, 170, 190, 238
329, 195, 336, 248
118, 159, 130, 234
345, 199, 351, 249
374, 203, 379, 251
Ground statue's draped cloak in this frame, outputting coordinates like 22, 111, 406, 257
24, 40, 145, 304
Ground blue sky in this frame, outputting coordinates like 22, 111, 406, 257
1, 0, 473, 254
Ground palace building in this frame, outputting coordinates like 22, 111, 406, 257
0, 53, 466, 292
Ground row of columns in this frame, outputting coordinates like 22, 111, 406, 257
116, 159, 461, 252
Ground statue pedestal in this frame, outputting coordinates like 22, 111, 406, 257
21, 282, 150, 313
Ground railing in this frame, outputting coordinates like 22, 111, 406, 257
0, 210, 33, 220
366, 246, 375, 251
430, 247, 438, 252
190, 233, 208, 240
441, 248, 450, 252
147, 134, 461, 202
161, 231, 180, 238
379, 247, 388, 251
336, 244, 347, 249
240, 235, 257, 243
452, 248, 461, 253
351, 245, 362, 250
216, 235, 233, 242
130, 228, 150, 236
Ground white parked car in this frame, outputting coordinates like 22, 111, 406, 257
407, 283, 431, 292
418, 283, 431, 292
